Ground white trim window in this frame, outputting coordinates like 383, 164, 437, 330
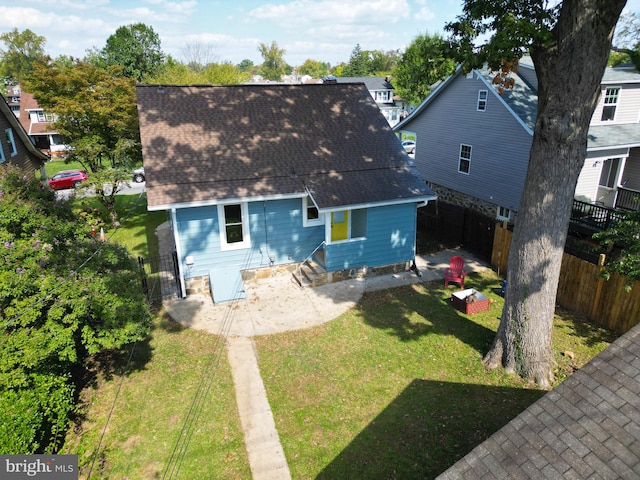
477, 90, 488, 111
303, 196, 323, 227
5, 129, 17, 156
0, 139, 5, 163
497, 206, 511, 221
218, 203, 250, 251
601, 87, 620, 121
458, 144, 472, 174
375, 90, 391, 102
599, 158, 621, 188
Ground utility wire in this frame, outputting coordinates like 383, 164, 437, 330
163, 248, 254, 480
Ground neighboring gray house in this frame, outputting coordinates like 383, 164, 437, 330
336, 76, 403, 127
395, 58, 640, 222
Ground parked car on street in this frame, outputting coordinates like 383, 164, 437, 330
402, 140, 416, 154
133, 167, 145, 183
46, 169, 88, 190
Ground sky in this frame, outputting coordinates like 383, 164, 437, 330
0, 0, 472, 67
0, 1, 639, 69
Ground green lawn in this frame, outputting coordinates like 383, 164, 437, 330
255, 273, 616, 479
61, 197, 617, 478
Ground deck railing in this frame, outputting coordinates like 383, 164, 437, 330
570, 199, 627, 232
615, 186, 640, 211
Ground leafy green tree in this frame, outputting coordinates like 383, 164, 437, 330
237, 58, 256, 74
0, 167, 149, 452
298, 58, 330, 79
0, 28, 47, 83
258, 41, 287, 81
594, 209, 640, 290
611, 11, 640, 68
98, 23, 165, 82
145, 57, 248, 84
393, 33, 457, 106
369, 49, 401, 75
342, 43, 370, 76
447, 0, 626, 387
202, 62, 249, 84
23, 59, 141, 225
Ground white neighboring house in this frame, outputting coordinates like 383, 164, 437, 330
334, 76, 403, 127
19, 90, 72, 159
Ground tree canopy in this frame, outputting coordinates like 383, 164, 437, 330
23, 59, 141, 225
594, 209, 640, 290
0, 28, 47, 83
298, 58, 330, 79
0, 167, 149, 453
97, 23, 165, 82
145, 56, 249, 84
258, 41, 288, 80
393, 33, 457, 106
447, 0, 626, 387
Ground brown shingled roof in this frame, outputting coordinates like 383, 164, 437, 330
18, 91, 57, 136
136, 83, 433, 209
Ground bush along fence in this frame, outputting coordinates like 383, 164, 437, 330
491, 223, 640, 334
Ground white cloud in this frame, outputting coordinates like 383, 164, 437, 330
248, 0, 411, 26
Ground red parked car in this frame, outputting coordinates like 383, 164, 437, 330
46, 169, 88, 190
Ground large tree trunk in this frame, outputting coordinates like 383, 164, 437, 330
483, 0, 626, 387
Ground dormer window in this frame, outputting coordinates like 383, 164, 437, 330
477, 90, 488, 111
375, 90, 391, 102
601, 87, 620, 121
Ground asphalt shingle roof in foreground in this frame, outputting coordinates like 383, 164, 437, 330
437, 322, 640, 479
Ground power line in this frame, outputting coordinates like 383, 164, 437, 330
162, 250, 253, 480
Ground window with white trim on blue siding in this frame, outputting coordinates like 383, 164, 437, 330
217, 203, 250, 250
458, 144, 472, 174
303, 196, 324, 227
477, 90, 488, 111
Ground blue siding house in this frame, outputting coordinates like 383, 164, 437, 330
136, 83, 435, 302
395, 58, 640, 223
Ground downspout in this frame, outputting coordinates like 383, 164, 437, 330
171, 208, 187, 298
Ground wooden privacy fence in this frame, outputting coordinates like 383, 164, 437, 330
491, 224, 640, 333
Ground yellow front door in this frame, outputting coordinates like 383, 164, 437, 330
331, 211, 349, 241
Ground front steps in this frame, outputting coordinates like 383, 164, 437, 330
292, 258, 328, 288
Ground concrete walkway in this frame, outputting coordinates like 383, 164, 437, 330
227, 337, 291, 480
163, 248, 488, 480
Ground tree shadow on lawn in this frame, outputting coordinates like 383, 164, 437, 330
316, 378, 544, 480
356, 273, 502, 355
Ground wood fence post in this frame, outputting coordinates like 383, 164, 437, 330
590, 253, 606, 319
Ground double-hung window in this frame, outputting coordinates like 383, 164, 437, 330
601, 87, 620, 121
477, 90, 488, 111
458, 144, 472, 174
5, 129, 16, 156
218, 203, 250, 250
